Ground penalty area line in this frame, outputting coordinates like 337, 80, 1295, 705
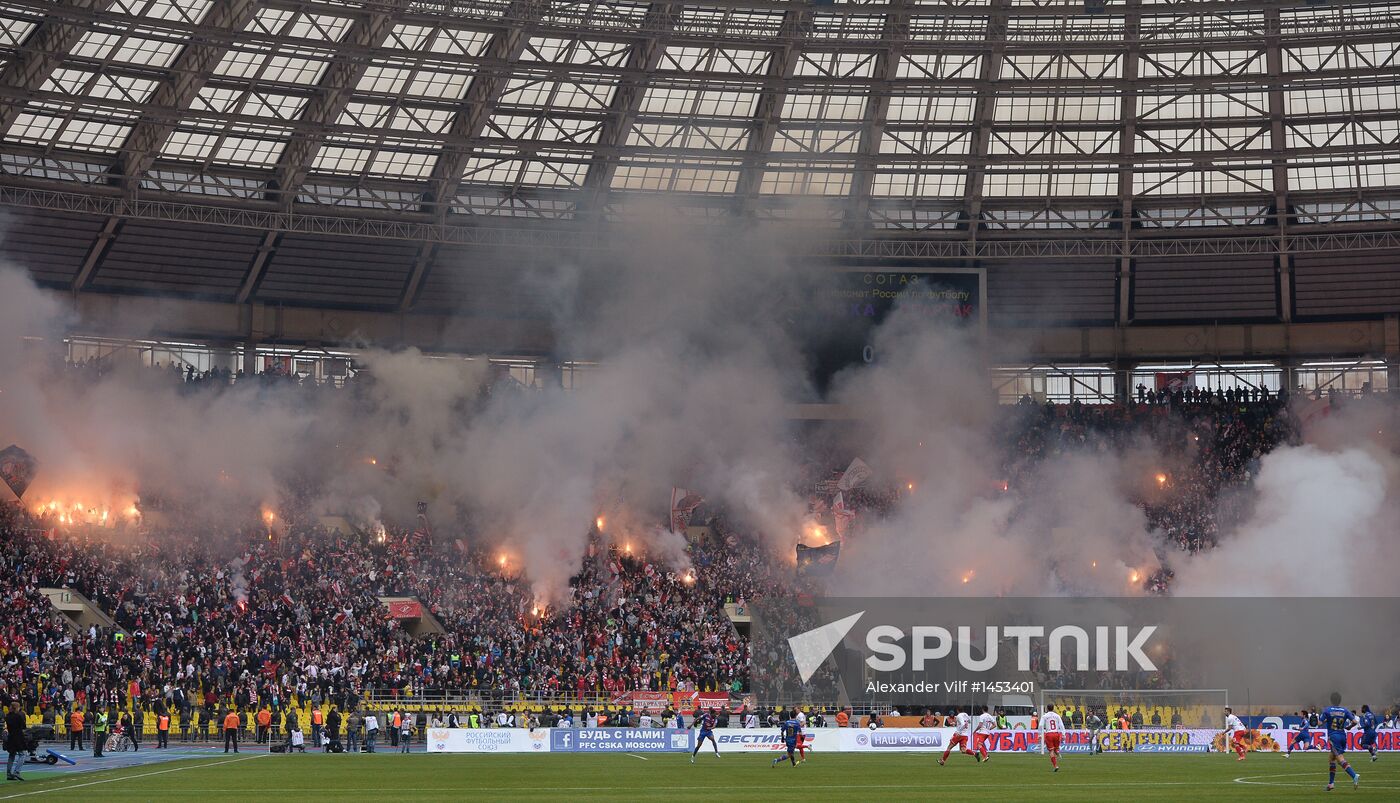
1234, 771, 1399, 790
0, 754, 267, 799
626, 753, 650, 761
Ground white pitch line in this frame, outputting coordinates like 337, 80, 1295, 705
0, 754, 265, 799
1233, 770, 1399, 790
98, 780, 1226, 794
626, 753, 650, 761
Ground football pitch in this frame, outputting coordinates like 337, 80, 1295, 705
1, 751, 1395, 800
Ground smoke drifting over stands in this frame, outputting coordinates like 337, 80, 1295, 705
2, 215, 1400, 719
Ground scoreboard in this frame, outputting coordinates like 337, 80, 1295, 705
805, 266, 986, 390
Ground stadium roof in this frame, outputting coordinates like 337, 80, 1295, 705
1, 0, 1400, 326
4, 0, 1400, 228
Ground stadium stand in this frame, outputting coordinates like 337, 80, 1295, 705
5, 385, 1396, 744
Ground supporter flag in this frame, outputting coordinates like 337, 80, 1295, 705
831, 492, 854, 538
0, 444, 38, 500
386, 600, 422, 619
669, 487, 704, 533
1297, 395, 1332, 427
796, 541, 841, 577
629, 691, 668, 714
1154, 372, 1192, 392
836, 458, 872, 492
414, 500, 433, 543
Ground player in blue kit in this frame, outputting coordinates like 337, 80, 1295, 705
1359, 705, 1380, 762
1322, 693, 1360, 791
770, 711, 800, 768
690, 708, 720, 763
1285, 711, 1315, 757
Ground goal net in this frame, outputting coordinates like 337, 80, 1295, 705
1037, 689, 1230, 732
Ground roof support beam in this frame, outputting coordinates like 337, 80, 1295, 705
848, 0, 911, 230
577, 1, 677, 219
421, 0, 539, 219
108, 0, 261, 194
71, 215, 119, 292
398, 241, 437, 312
960, 0, 1008, 242
734, 9, 809, 216
0, 0, 114, 135
1117, 0, 1141, 325
268, 0, 409, 208
236, 230, 279, 304
1265, 5, 1293, 323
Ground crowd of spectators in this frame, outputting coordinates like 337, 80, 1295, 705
1003, 392, 1299, 558
3, 383, 1396, 747
58, 354, 535, 399
0, 498, 773, 745
59, 355, 358, 395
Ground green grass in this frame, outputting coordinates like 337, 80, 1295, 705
4, 751, 1396, 801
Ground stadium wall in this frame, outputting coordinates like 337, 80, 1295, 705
4, 206, 1399, 356
38, 286, 1400, 367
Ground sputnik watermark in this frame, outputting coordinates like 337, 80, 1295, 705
787, 611, 864, 683
866, 624, 1158, 673
788, 615, 1157, 684
759, 597, 1400, 708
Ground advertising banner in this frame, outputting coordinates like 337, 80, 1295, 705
838, 728, 946, 752
834, 728, 1214, 753
420, 726, 1399, 756
710, 728, 828, 753
1260, 729, 1400, 754
425, 728, 551, 754
1093, 729, 1211, 753
551, 728, 694, 753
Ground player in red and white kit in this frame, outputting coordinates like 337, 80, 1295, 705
939, 708, 979, 765
1224, 708, 1247, 761
1040, 704, 1065, 772
972, 706, 997, 762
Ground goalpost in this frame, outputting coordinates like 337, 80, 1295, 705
1037, 689, 1231, 751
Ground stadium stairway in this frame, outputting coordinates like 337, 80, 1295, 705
41, 587, 125, 636
377, 596, 445, 636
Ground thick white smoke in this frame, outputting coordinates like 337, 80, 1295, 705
0, 212, 821, 603
822, 304, 1162, 597
1172, 400, 1400, 596
4, 210, 1396, 607
432, 213, 817, 600
0, 267, 327, 520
